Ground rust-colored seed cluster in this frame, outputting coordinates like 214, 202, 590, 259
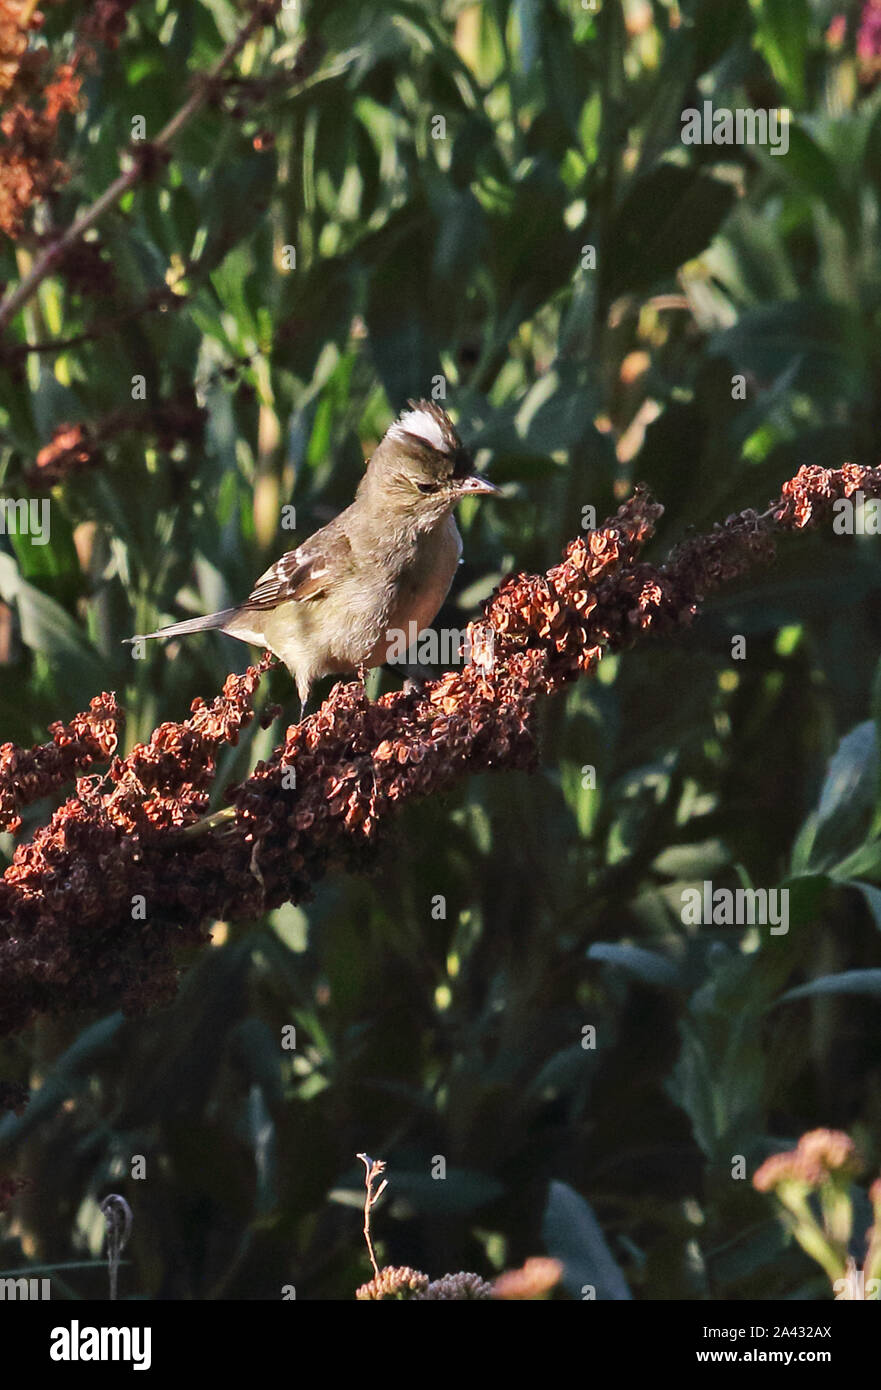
488, 488, 663, 686
0, 466, 879, 1036
0, 0, 135, 241
79, 0, 135, 51
773, 461, 879, 528
0, 692, 122, 833
30, 421, 100, 487
0, 53, 81, 239
0, 0, 91, 237
25, 391, 207, 488
0, 659, 271, 1033
0, 0, 39, 101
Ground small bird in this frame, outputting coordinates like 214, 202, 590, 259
126, 401, 499, 717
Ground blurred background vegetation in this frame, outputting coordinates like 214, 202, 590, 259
2, 0, 881, 1300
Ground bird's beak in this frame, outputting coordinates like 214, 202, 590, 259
456, 473, 501, 497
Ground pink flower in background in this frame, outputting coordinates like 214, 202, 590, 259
858, 0, 881, 77
826, 14, 847, 48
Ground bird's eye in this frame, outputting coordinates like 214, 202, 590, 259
417, 482, 440, 494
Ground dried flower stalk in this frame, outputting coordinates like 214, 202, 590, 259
0, 463, 877, 1036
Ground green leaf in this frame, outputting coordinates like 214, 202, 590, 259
778, 970, 881, 1004
377, 1165, 505, 1215
0, 1014, 124, 1146
560, 757, 599, 838
652, 840, 731, 879
199, 157, 277, 273
816, 722, 878, 827
537, 0, 582, 136
365, 219, 443, 403
708, 301, 867, 401
9, 501, 80, 589
30, 369, 83, 442
748, 0, 809, 108
604, 165, 736, 303
0, 552, 104, 695
541, 1180, 631, 1300
247, 1083, 277, 1217
666, 1017, 720, 1160
587, 942, 681, 988
805, 721, 879, 873
512, 0, 540, 74
514, 363, 597, 453
847, 881, 881, 932
830, 841, 881, 883
780, 123, 853, 229
779, 873, 830, 929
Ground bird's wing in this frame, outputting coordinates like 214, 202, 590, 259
243, 526, 352, 611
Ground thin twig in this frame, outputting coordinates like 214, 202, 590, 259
0, 286, 182, 361
357, 1153, 388, 1279
99, 1194, 133, 1302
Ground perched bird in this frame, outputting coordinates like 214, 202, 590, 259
126, 401, 499, 717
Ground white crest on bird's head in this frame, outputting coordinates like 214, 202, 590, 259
386, 399, 459, 455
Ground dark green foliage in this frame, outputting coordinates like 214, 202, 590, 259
2, 0, 881, 1300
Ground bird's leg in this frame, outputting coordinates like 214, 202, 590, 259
383, 659, 432, 696
298, 695, 308, 724
355, 661, 379, 805
356, 661, 372, 707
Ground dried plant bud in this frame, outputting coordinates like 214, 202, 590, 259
492, 1256, 563, 1300
0, 1172, 30, 1213
79, 0, 135, 50
355, 1266, 429, 1300
754, 1128, 862, 1192
29, 421, 100, 487
414, 1271, 493, 1300
773, 462, 881, 529
0, 692, 122, 832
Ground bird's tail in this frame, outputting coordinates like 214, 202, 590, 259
124, 608, 239, 643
